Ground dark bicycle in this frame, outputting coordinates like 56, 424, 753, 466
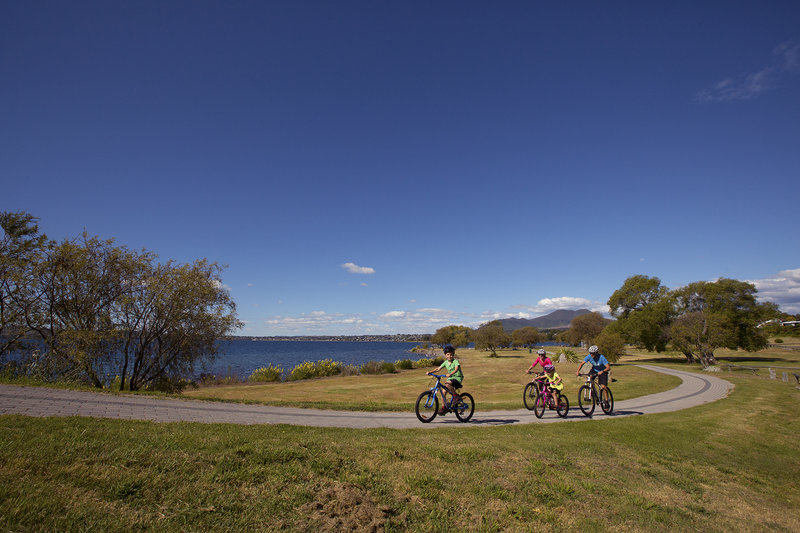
524, 374, 569, 418
577, 372, 614, 416
522, 371, 546, 410
415, 374, 475, 423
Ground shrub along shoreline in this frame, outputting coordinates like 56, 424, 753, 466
244, 355, 446, 384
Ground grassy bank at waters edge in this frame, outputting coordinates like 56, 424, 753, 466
182, 348, 681, 411
2, 346, 800, 531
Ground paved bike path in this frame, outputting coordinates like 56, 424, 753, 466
0, 365, 732, 429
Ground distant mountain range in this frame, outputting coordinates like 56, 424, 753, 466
499, 309, 592, 331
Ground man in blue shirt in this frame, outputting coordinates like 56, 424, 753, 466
576, 345, 611, 392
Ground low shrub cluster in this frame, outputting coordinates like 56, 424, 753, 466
414, 356, 444, 368
288, 359, 342, 381
396, 359, 414, 370
359, 361, 397, 374
248, 364, 283, 383
340, 364, 360, 377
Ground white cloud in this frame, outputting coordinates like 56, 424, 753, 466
265, 311, 366, 333
264, 297, 614, 335
360, 282, 368, 287
749, 268, 800, 314
341, 262, 375, 274
696, 41, 800, 103
515, 296, 609, 315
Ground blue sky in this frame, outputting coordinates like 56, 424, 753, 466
2, 2, 799, 335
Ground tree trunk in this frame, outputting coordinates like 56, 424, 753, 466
682, 351, 696, 363
701, 350, 717, 367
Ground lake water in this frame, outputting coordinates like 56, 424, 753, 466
203, 339, 422, 379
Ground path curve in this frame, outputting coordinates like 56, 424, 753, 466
0, 365, 732, 429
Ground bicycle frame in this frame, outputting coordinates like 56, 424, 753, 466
531, 375, 554, 404
426, 375, 458, 407
528, 374, 569, 418
415, 374, 474, 423
577, 372, 613, 416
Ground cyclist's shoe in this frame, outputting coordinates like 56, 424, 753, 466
437, 407, 448, 415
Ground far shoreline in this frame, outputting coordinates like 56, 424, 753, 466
229, 335, 430, 342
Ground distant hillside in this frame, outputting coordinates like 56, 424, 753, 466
499, 309, 592, 331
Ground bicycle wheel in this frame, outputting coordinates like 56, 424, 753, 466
556, 393, 569, 418
454, 392, 474, 422
415, 391, 438, 423
523, 382, 538, 410
578, 385, 595, 416
533, 390, 546, 418
600, 387, 614, 414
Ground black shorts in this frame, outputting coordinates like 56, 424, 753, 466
590, 371, 608, 386
447, 379, 462, 390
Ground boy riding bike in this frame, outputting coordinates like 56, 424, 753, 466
426, 344, 463, 415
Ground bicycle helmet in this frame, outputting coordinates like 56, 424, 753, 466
537, 349, 546, 355
443, 344, 455, 355
588, 345, 599, 354
544, 364, 555, 372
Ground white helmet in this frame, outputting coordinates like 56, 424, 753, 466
588, 345, 599, 354
537, 349, 546, 355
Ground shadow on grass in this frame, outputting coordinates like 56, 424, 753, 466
465, 418, 519, 425
716, 356, 794, 363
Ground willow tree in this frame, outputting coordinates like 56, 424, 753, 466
20, 226, 241, 389
27, 233, 146, 387
0, 212, 47, 359
115, 259, 242, 391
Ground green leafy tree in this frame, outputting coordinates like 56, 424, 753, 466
27, 233, 144, 387
473, 320, 511, 356
607, 275, 674, 352
607, 275, 779, 365
431, 325, 472, 348
565, 312, 609, 347
115, 258, 242, 391
670, 279, 775, 365
17, 223, 242, 390
0, 212, 47, 359
512, 326, 540, 348
594, 328, 625, 362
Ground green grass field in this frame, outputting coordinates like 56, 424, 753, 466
1, 345, 799, 531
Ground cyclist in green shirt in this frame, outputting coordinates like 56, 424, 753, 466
426, 344, 463, 415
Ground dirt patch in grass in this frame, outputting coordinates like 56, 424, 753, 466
301, 481, 396, 532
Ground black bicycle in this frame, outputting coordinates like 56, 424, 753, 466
524, 374, 569, 418
415, 374, 475, 423
577, 372, 614, 416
